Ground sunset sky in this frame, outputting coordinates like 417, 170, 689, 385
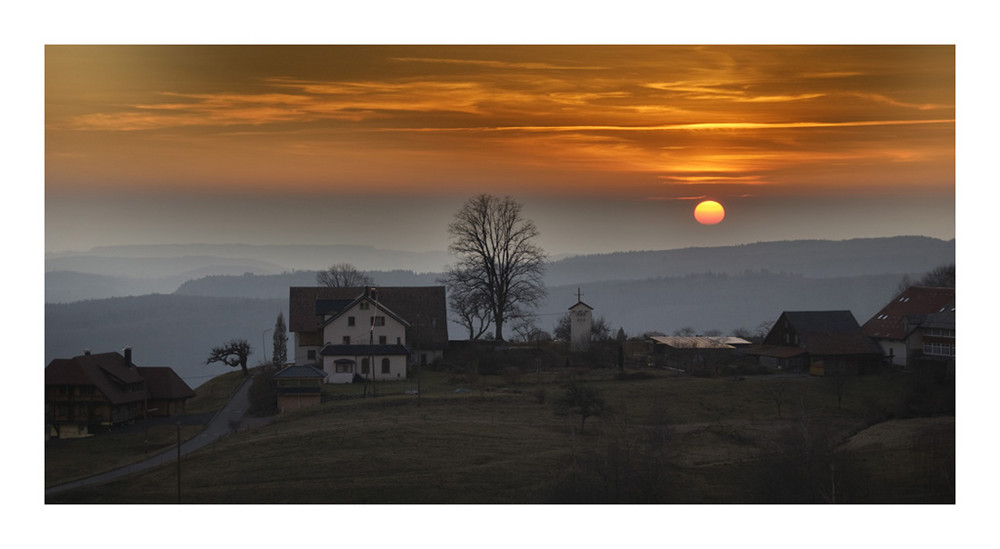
45, 44, 955, 257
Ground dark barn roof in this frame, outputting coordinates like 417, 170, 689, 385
47, 351, 195, 404
765, 310, 882, 357
137, 367, 195, 400
290, 286, 448, 349
45, 352, 147, 405
780, 310, 864, 335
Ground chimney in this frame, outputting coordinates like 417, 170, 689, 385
368, 287, 379, 302
123, 347, 133, 367
83, 349, 91, 355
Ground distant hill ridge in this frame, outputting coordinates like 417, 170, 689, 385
46, 237, 954, 304
45, 237, 955, 387
545, 236, 953, 286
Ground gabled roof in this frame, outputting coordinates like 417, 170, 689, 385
863, 286, 955, 340
274, 364, 328, 379
318, 294, 411, 330
289, 286, 448, 348
765, 310, 882, 356
45, 352, 147, 405
137, 367, 195, 400
780, 310, 864, 334
569, 301, 593, 311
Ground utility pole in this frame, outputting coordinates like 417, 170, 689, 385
369, 318, 376, 398
176, 421, 181, 504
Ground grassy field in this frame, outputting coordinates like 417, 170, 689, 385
45, 365, 954, 503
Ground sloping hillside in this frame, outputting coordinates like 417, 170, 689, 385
45, 294, 288, 388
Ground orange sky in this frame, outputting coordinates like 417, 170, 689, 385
44, 45, 955, 254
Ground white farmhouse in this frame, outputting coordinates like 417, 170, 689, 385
314, 288, 411, 383
288, 286, 449, 377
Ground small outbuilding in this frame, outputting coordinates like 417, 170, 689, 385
274, 364, 327, 413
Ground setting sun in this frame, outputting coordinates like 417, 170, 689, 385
694, 200, 726, 225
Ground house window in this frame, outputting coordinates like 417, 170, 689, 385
348, 316, 356, 327
379, 335, 387, 345
381, 358, 391, 374
371, 316, 386, 327
335, 362, 354, 373
397, 337, 402, 345
360, 302, 370, 311
361, 358, 369, 374
924, 342, 955, 357
343, 336, 351, 345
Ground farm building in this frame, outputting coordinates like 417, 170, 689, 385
274, 364, 327, 412
45, 348, 194, 438
747, 311, 883, 375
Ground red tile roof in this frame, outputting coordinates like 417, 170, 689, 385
862, 286, 955, 340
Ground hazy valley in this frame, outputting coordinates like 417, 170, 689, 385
45, 236, 955, 387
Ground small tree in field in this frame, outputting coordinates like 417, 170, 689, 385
206, 339, 253, 377
556, 384, 608, 432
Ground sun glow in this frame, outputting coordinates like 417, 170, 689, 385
694, 200, 726, 225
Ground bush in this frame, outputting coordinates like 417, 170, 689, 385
247, 369, 277, 416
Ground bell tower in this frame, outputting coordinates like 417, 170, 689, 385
569, 288, 593, 352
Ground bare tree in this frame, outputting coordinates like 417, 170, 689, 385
919, 263, 955, 288
673, 326, 696, 337
316, 263, 374, 287
896, 263, 955, 295
440, 267, 493, 340
445, 194, 547, 341
206, 338, 253, 377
